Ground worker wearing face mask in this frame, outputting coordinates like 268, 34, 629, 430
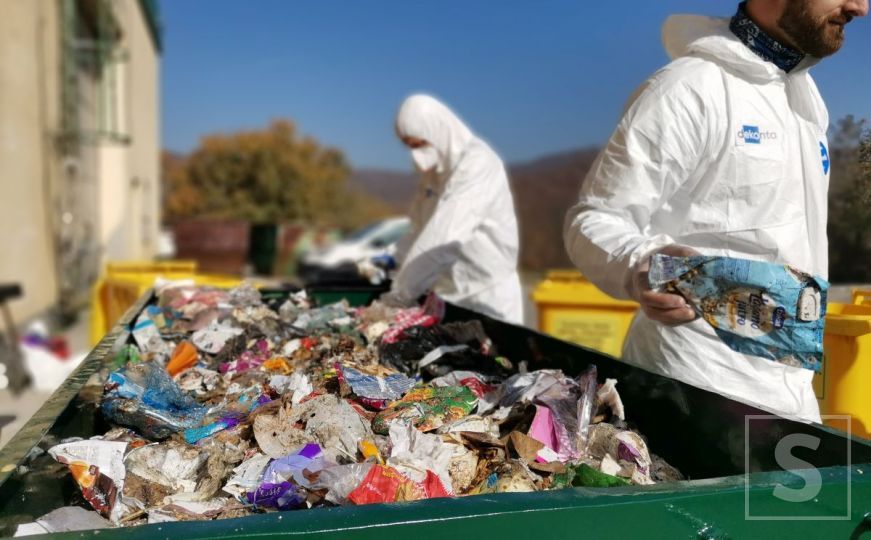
377, 94, 523, 324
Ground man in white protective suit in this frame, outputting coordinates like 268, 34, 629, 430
375, 94, 524, 324
564, 0, 867, 422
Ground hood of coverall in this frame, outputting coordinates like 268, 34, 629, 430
396, 94, 475, 176
661, 14, 825, 127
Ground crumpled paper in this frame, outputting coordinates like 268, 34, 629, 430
222, 453, 271, 498
387, 422, 457, 493
192, 320, 244, 355
131, 309, 172, 358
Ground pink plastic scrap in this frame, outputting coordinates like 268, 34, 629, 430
528, 405, 560, 462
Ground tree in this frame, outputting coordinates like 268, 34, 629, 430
827, 115, 870, 283
164, 120, 391, 228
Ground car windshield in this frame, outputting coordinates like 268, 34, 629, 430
345, 222, 382, 242
373, 222, 411, 246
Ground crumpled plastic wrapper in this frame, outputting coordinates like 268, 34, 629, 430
649, 254, 827, 369
48, 440, 128, 522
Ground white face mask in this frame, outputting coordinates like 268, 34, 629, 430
411, 146, 442, 174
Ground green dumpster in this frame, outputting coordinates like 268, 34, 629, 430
249, 223, 279, 276
307, 283, 391, 308
0, 290, 869, 538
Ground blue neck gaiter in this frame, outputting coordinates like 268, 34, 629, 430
729, 1, 805, 73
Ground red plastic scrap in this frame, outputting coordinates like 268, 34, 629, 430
420, 470, 450, 499
380, 309, 439, 345
347, 465, 449, 505
356, 396, 391, 411
459, 377, 495, 398
348, 465, 417, 504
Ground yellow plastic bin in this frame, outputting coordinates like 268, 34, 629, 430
532, 270, 638, 357
813, 302, 871, 438
853, 289, 871, 306
89, 261, 244, 346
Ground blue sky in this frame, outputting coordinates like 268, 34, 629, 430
161, 0, 871, 169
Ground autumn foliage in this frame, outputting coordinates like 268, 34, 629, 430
164, 120, 391, 228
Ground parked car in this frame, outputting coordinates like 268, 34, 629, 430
298, 217, 411, 284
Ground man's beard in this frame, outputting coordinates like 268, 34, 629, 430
778, 0, 848, 57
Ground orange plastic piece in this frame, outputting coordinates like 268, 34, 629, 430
166, 341, 198, 376
262, 357, 293, 374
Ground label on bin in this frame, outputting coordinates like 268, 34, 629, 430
649, 255, 828, 371
549, 312, 624, 357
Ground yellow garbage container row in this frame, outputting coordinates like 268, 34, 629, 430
105, 261, 198, 276
89, 261, 245, 346
532, 270, 638, 357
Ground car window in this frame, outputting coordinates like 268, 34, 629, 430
346, 222, 381, 241
373, 222, 411, 246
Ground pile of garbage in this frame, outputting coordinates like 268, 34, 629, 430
25, 283, 683, 531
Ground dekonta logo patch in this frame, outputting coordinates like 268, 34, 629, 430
737, 124, 777, 145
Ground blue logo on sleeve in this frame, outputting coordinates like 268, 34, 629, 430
820, 141, 830, 174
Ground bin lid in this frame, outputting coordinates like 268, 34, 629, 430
532, 270, 638, 308
106, 260, 198, 277
826, 303, 871, 337
853, 289, 871, 306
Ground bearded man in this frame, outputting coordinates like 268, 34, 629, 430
564, 0, 868, 421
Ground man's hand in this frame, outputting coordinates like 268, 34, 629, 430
631, 244, 700, 326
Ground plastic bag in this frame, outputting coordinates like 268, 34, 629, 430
575, 365, 598, 455
347, 464, 448, 505
379, 321, 501, 378
309, 463, 374, 505
535, 379, 582, 462
649, 254, 827, 370
102, 363, 207, 440
261, 443, 329, 489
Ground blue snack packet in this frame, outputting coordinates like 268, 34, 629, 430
649, 255, 827, 371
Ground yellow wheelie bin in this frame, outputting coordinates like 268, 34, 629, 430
532, 270, 638, 357
814, 301, 871, 438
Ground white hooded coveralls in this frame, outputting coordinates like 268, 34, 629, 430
564, 15, 830, 422
392, 95, 524, 325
